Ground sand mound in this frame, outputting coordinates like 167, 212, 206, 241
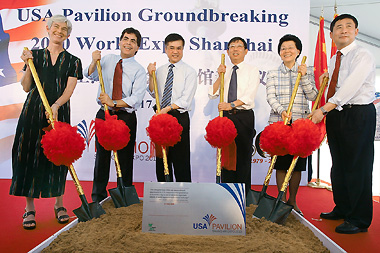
43, 201, 328, 252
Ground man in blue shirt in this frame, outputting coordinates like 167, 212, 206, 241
147, 33, 197, 182
85, 27, 147, 202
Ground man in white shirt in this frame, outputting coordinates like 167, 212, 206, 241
85, 27, 147, 202
310, 14, 376, 234
209, 37, 260, 195
147, 33, 197, 182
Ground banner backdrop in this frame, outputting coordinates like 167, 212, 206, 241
0, 0, 310, 184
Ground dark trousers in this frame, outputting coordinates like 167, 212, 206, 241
92, 109, 137, 202
326, 104, 376, 228
222, 109, 255, 195
156, 110, 191, 182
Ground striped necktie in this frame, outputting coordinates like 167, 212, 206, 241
228, 65, 238, 102
161, 64, 174, 108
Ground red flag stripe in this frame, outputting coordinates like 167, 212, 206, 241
0, 0, 52, 9
0, 135, 14, 163
0, 103, 24, 121
331, 13, 338, 58
11, 62, 26, 82
313, 16, 328, 108
5, 20, 47, 42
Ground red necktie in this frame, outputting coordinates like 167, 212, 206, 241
326, 51, 342, 101
112, 59, 123, 100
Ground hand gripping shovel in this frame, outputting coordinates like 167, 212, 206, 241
247, 56, 307, 207
96, 61, 140, 207
24, 47, 105, 222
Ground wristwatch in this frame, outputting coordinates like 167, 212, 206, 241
320, 107, 328, 115
113, 100, 117, 108
230, 102, 236, 109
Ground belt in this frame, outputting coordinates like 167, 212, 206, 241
227, 109, 250, 115
101, 106, 130, 113
342, 104, 369, 109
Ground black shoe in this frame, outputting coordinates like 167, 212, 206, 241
320, 211, 344, 220
335, 221, 368, 234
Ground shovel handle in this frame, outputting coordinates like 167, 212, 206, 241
114, 152, 123, 178
68, 164, 85, 196
219, 54, 225, 117
283, 56, 307, 125
162, 146, 170, 181
152, 71, 170, 181
311, 76, 329, 112
152, 71, 161, 112
96, 60, 109, 112
216, 54, 225, 182
280, 156, 299, 192
24, 47, 55, 127
263, 155, 277, 186
216, 148, 222, 183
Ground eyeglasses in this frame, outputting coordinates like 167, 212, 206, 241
280, 46, 297, 51
228, 44, 245, 50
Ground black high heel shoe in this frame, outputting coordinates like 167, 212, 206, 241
54, 207, 70, 224
23, 210, 36, 230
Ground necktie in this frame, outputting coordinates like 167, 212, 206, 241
161, 64, 174, 108
326, 51, 342, 101
112, 59, 123, 100
228, 65, 238, 102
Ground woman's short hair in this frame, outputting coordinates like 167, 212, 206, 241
47, 15, 73, 35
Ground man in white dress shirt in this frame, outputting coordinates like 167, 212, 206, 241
310, 14, 376, 234
147, 33, 197, 182
209, 37, 260, 195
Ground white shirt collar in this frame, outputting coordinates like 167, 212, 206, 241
339, 40, 357, 56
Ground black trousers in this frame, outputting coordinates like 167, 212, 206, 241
222, 109, 255, 195
92, 109, 137, 202
326, 104, 376, 228
156, 110, 191, 182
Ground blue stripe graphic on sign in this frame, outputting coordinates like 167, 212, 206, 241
218, 183, 246, 223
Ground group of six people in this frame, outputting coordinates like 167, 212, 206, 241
11, 13, 376, 235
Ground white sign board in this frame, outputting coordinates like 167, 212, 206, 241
142, 182, 246, 235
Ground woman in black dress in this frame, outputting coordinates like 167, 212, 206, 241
9, 15, 83, 229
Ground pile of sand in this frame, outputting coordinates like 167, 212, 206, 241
43, 201, 328, 252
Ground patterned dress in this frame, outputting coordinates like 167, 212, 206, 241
10, 48, 83, 198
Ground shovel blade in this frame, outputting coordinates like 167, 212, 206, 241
268, 201, 293, 225
246, 189, 269, 206
252, 195, 293, 224
252, 194, 276, 219
73, 202, 106, 222
109, 185, 140, 208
